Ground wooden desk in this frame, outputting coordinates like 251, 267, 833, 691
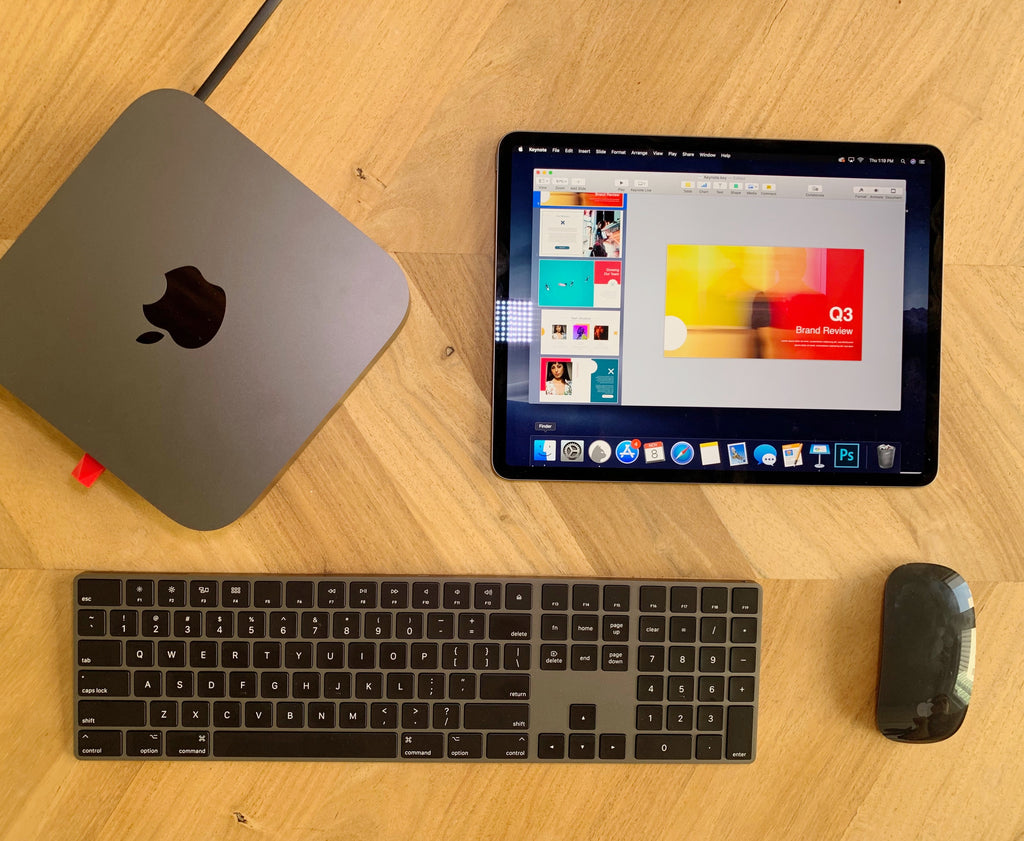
3, 1, 1024, 838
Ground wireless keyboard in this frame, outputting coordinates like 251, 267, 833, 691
74, 574, 761, 762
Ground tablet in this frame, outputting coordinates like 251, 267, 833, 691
492, 132, 943, 485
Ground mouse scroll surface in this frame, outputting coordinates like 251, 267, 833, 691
876, 563, 975, 743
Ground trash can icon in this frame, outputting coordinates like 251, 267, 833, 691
877, 444, 895, 469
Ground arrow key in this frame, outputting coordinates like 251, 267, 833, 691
537, 733, 565, 759
569, 704, 596, 730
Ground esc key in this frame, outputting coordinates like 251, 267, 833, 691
77, 578, 122, 606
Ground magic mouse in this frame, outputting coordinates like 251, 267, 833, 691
876, 563, 975, 743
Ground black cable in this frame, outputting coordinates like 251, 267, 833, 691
195, 0, 285, 102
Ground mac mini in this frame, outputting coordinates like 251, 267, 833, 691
0, 89, 409, 530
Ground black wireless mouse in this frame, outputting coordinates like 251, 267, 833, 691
876, 563, 976, 743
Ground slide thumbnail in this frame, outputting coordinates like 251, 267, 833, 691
539, 260, 622, 308
539, 209, 623, 258
539, 357, 619, 404
541, 308, 621, 355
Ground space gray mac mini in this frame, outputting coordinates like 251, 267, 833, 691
0, 89, 409, 530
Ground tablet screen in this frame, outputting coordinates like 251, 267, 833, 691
493, 132, 942, 485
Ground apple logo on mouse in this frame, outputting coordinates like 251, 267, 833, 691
136, 265, 226, 348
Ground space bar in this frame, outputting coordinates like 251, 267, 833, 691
214, 731, 397, 758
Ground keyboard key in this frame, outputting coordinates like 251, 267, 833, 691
285, 581, 314, 608
125, 580, 155, 606
726, 706, 755, 761
569, 704, 596, 730
729, 676, 756, 702
696, 734, 722, 760
540, 645, 567, 670
474, 583, 501, 610
571, 645, 598, 671
317, 581, 345, 608
670, 586, 697, 613
77, 578, 122, 606
669, 615, 696, 642
479, 671, 528, 700
488, 613, 530, 640
486, 733, 529, 759
505, 583, 532, 610
464, 704, 529, 730
602, 616, 628, 641
78, 700, 146, 727
541, 583, 568, 610
77, 609, 105, 636
635, 734, 691, 760
541, 614, 568, 640
602, 645, 628, 671
599, 733, 626, 759
732, 587, 760, 614
639, 586, 666, 612
638, 616, 666, 642
697, 706, 724, 731
350, 583, 377, 608
730, 647, 757, 673
603, 585, 630, 612
158, 580, 186, 607
442, 582, 470, 609
167, 730, 210, 757
402, 733, 444, 758
731, 616, 758, 643
78, 730, 122, 757
569, 733, 595, 759
668, 705, 694, 731
412, 582, 438, 609
537, 733, 565, 759
637, 676, 663, 701
700, 617, 727, 643
381, 582, 408, 609
190, 581, 217, 607
638, 646, 665, 672
253, 581, 282, 608
78, 640, 121, 667
572, 615, 599, 641
447, 733, 482, 758
215, 732, 397, 758
572, 584, 599, 611
698, 676, 725, 702
636, 705, 662, 730
432, 703, 459, 729
79, 670, 130, 697
701, 587, 728, 613
222, 581, 250, 607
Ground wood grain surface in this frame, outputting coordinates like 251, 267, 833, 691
2, 1, 1023, 839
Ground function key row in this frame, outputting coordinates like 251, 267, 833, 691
80, 579, 535, 611
78, 579, 759, 615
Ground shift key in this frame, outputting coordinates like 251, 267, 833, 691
464, 704, 529, 729
78, 700, 146, 727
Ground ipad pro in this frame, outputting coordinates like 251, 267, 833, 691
493, 132, 942, 484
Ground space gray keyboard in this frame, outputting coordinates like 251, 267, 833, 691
75, 574, 761, 762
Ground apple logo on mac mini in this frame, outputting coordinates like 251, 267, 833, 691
136, 266, 226, 348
